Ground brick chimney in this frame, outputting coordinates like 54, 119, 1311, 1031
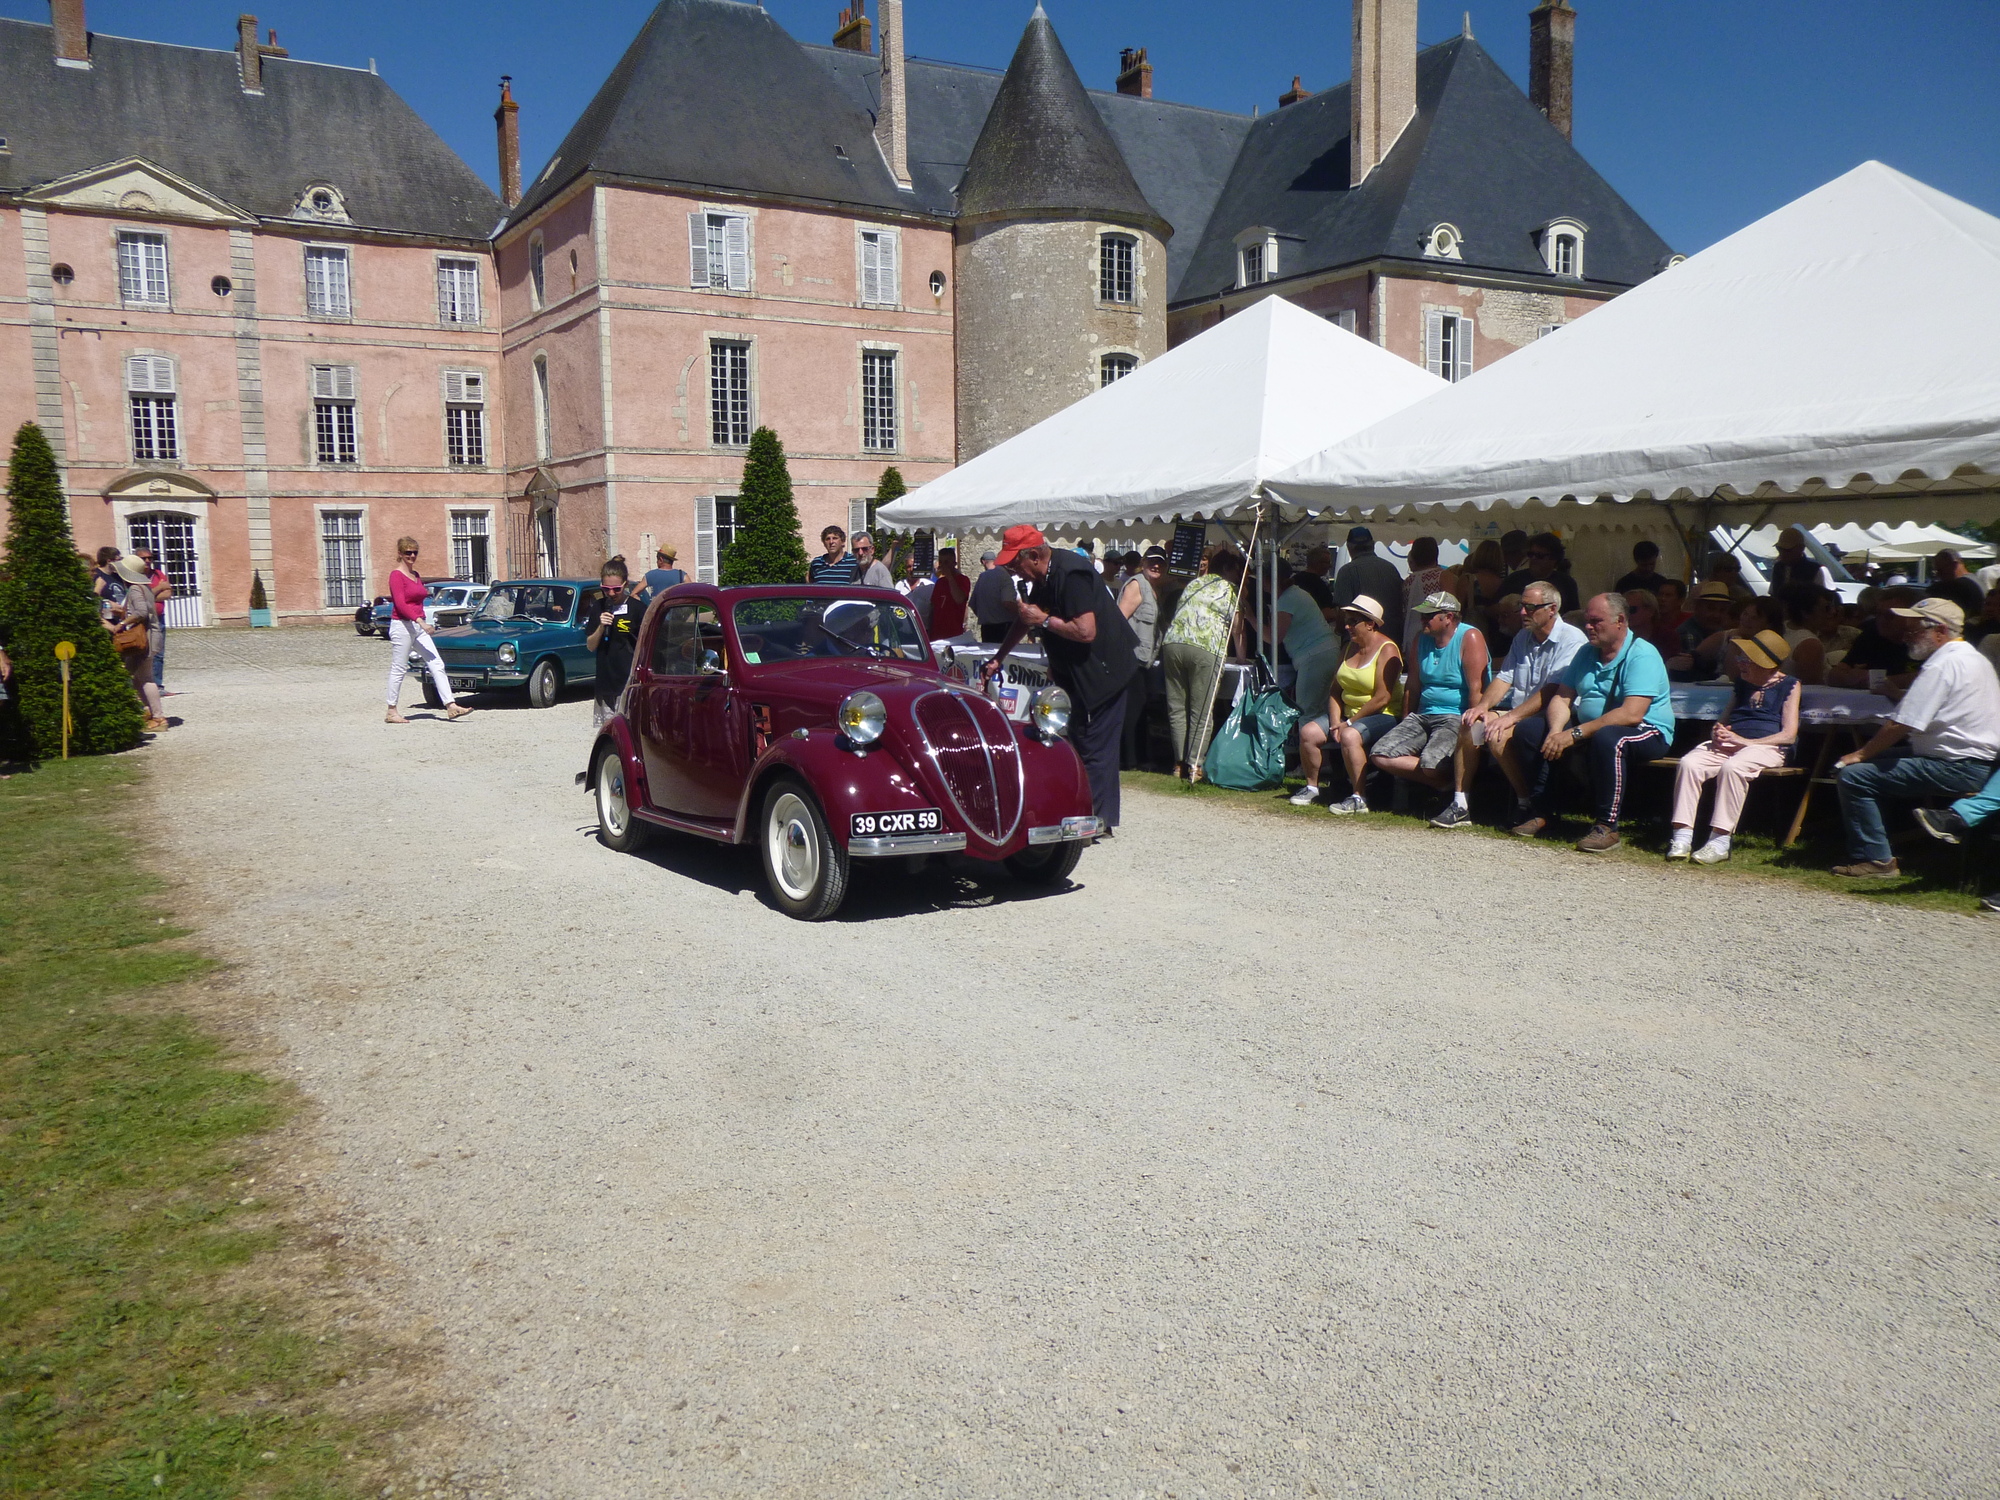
50, 0, 89, 67
495, 76, 521, 209
1529, 0, 1577, 141
875, 0, 910, 189
1116, 47, 1152, 98
1279, 75, 1310, 107
236, 16, 286, 92
832, 3, 872, 53
1350, 0, 1417, 187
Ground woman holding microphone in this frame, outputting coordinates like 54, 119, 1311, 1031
384, 536, 469, 723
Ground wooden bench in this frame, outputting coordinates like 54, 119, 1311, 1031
1648, 753, 1819, 847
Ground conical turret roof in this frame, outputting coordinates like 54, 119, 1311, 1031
957, 8, 1167, 235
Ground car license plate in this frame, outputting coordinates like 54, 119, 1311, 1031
851, 808, 943, 838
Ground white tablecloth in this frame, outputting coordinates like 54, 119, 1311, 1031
1670, 683, 1896, 726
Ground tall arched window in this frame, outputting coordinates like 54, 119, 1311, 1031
533, 353, 551, 460
1098, 234, 1136, 305
529, 234, 546, 309
1100, 353, 1137, 387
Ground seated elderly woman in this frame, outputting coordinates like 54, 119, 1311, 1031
1290, 595, 1402, 812
1667, 629, 1801, 864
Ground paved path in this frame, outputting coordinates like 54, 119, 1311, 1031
151, 628, 2000, 1497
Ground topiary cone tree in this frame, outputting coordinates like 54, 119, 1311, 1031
0, 423, 145, 760
720, 426, 808, 586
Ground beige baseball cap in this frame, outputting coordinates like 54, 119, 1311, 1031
1891, 597, 1964, 632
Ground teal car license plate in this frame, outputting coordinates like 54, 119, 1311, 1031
851, 808, 942, 839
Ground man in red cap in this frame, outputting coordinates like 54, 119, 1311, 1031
986, 524, 1139, 832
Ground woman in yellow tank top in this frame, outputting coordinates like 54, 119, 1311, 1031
1290, 594, 1404, 812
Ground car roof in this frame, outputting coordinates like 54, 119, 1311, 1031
487, 578, 600, 588
668, 583, 912, 602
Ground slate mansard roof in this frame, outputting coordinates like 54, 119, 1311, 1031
0, 17, 501, 240
511, 0, 1671, 300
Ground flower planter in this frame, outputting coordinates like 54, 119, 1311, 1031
248, 608, 275, 628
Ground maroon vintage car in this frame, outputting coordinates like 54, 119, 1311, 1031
582, 584, 1101, 919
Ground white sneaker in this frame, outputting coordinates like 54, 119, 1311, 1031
1666, 831, 1694, 860
1288, 785, 1321, 807
1693, 836, 1732, 865
1330, 794, 1369, 815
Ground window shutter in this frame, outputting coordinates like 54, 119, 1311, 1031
437, 265, 453, 324
878, 232, 898, 305
724, 216, 750, 291
1454, 317, 1474, 382
313, 365, 356, 401
126, 354, 175, 393
694, 495, 718, 583
688, 213, 708, 288
848, 498, 870, 539
860, 233, 880, 304
1424, 310, 1444, 378
444, 370, 466, 404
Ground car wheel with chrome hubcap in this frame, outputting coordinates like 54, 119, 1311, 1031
593, 742, 650, 853
760, 776, 849, 921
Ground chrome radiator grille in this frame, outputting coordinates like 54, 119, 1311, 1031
912, 690, 1024, 846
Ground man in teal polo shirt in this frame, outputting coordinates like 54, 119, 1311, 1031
1509, 592, 1676, 852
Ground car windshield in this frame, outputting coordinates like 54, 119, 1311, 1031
474, 584, 575, 624
734, 596, 929, 663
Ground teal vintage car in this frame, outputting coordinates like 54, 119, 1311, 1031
430, 578, 609, 708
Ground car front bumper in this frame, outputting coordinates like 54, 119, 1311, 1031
443, 664, 529, 689
845, 816, 1102, 860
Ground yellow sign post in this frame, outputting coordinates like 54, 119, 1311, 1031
53, 640, 75, 760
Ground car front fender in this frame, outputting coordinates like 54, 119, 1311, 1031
582, 715, 649, 808
736, 729, 940, 850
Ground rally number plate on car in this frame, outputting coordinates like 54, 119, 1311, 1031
851, 808, 944, 839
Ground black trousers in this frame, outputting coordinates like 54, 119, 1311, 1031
981, 623, 1011, 643
1069, 688, 1126, 827
1118, 666, 1154, 769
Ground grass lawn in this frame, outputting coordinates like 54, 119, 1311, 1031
1124, 768, 1996, 916
0, 757, 391, 1499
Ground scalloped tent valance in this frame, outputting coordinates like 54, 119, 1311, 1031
1270, 162, 2000, 528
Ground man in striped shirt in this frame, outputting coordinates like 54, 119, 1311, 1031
809, 525, 861, 585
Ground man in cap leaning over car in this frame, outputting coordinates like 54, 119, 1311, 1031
986, 524, 1139, 833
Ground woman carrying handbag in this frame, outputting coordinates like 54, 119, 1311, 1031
108, 556, 169, 732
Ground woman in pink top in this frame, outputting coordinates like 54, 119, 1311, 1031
383, 535, 469, 723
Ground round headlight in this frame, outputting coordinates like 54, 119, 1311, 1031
497, 642, 518, 665
1030, 685, 1072, 739
837, 690, 887, 747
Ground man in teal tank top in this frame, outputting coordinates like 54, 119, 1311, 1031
1369, 593, 1489, 819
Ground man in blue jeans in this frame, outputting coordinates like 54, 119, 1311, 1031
1833, 598, 2000, 879
1914, 764, 2000, 912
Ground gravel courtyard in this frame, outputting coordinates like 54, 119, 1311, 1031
146, 626, 1999, 1498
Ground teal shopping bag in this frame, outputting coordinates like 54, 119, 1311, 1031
1202, 683, 1299, 791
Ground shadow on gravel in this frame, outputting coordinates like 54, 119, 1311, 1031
576, 823, 1081, 920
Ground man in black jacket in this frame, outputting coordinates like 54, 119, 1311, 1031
987, 524, 1139, 831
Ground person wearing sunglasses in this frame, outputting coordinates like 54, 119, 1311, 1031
1450, 581, 1585, 830
383, 537, 468, 724
853, 532, 895, 590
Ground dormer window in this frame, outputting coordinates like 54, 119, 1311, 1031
293, 183, 349, 223
1234, 227, 1279, 289
1422, 223, 1463, 261
1538, 218, 1588, 279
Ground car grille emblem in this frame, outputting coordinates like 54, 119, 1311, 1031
912, 691, 1023, 845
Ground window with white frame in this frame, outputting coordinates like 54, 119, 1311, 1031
861, 349, 897, 452
1539, 219, 1587, 279
693, 494, 738, 584
689, 211, 750, 291
117, 232, 170, 305
312, 365, 358, 463
450, 510, 491, 582
533, 354, 551, 460
125, 355, 179, 460
710, 343, 751, 447
304, 245, 351, 317
437, 258, 481, 324
1100, 234, 1136, 304
443, 369, 486, 466
859, 229, 900, 306
1327, 309, 1358, 334
1100, 352, 1137, 387
1537, 322, 1564, 339
321, 509, 366, 608
1424, 309, 1474, 383
529, 235, 546, 308
1238, 241, 1265, 288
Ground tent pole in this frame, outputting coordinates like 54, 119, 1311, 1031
1190, 500, 1262, 782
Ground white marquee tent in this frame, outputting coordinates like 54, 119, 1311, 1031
875, 295, 1446, 534
1734, 522, 1994, 564
1269, 162, 2000, 532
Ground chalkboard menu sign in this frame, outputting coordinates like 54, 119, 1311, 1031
911, 530, 936, 574
1168, 522, 1207, 574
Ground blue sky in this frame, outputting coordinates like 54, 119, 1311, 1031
6, 0, 1996, 252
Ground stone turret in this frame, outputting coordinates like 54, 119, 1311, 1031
953, 6, 1169, 461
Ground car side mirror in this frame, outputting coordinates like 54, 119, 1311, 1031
699, 649, 724, 675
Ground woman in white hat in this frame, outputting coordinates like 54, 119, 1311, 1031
1667, 628, 1800, 864
107, 554, 169, 732
1290, 594, 1403, 811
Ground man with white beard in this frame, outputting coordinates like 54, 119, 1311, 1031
1830, 598, 2000, 878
